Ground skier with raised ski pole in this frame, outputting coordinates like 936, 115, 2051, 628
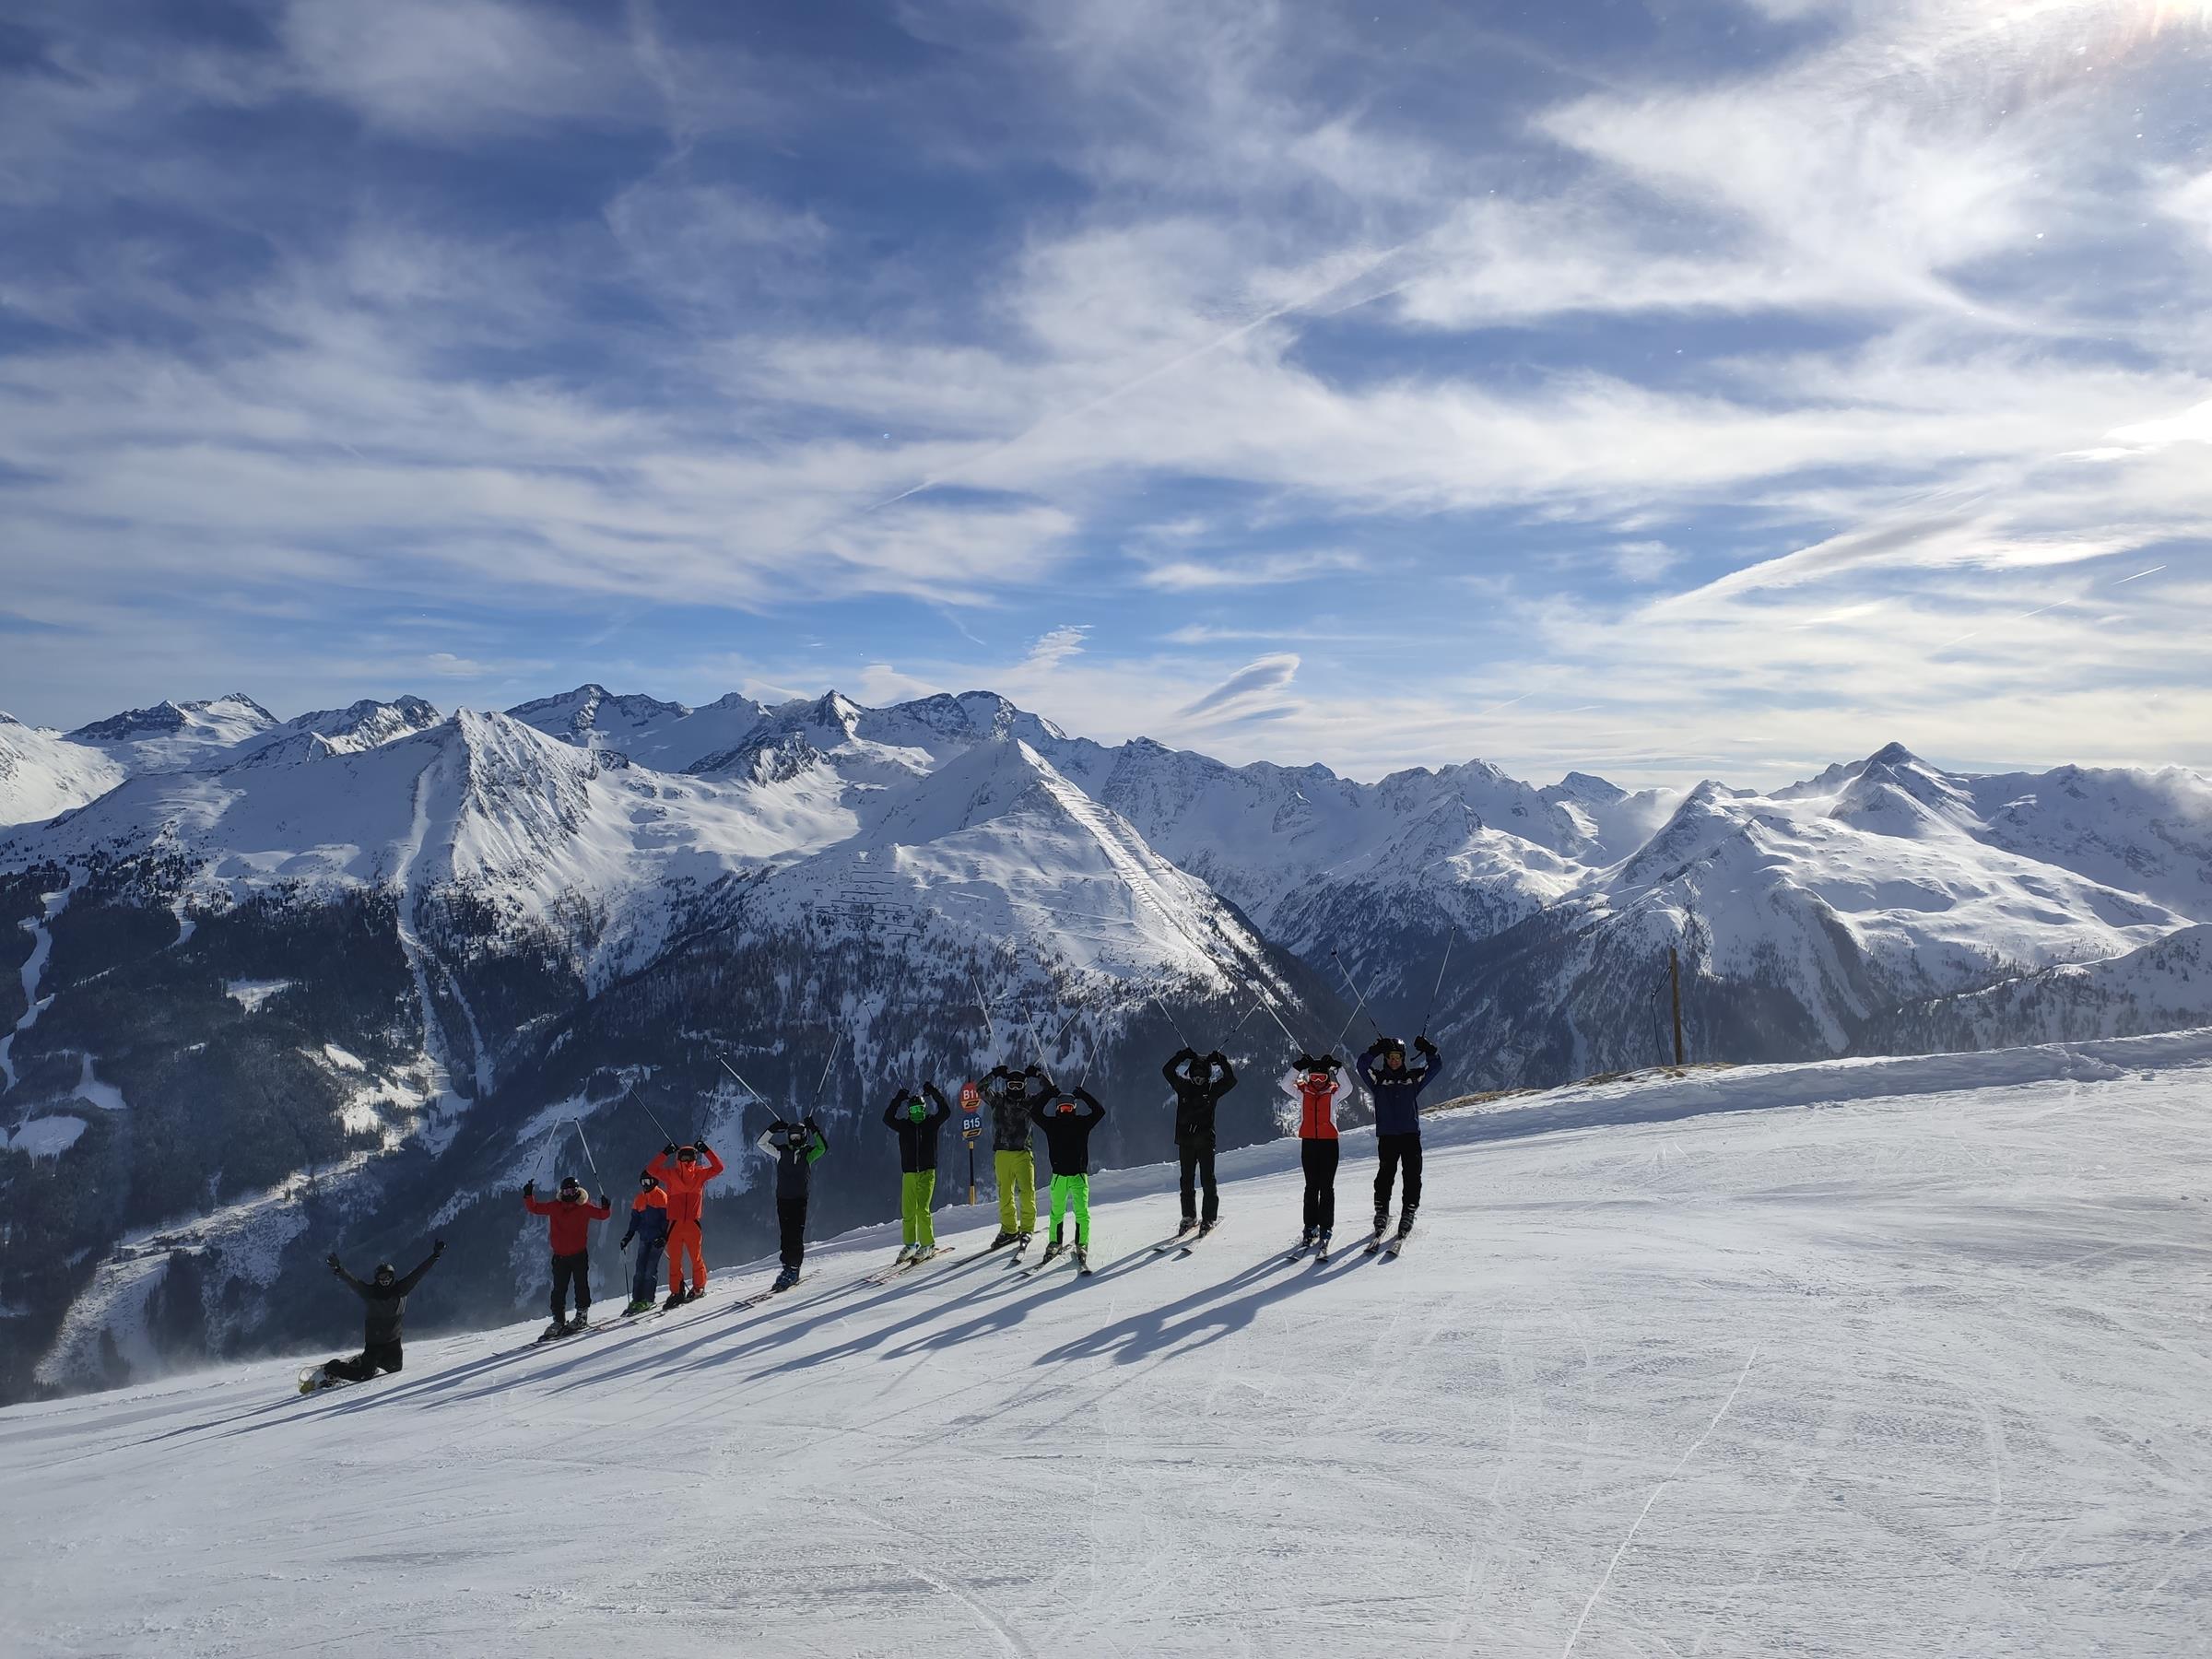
646, 1135, 724, 1308
1282, 1051, 1345, 1260
1358, 1033, 1441, 1249
980, 1061, 1046, 1249
1028, 1067, 1108, 1276
1162, 1042, 1236, 1237
524, 1171, 613, 1338
882, 1080, 953, 1265
306, 1237, 444, 1392
756, 1112, 829, 1289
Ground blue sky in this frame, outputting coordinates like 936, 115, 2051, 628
1, 0, 2207, 785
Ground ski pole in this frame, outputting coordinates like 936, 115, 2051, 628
970, 973, 999, 1063
1252, 992, 1303, 1054
533, 1114, 566, 1184
1148, 992, 1193, 1052
626, 1088, 675, 1146
808, 1032, 845, 1109
1328, 982, 1372, 1053
715, 1054, 766, 1104
1330, 949, 1385, 1040
1418, 934, 1456, 1040
568, 1117, 604, 1187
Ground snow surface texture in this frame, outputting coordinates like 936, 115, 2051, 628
3, 1033, 2206, 1657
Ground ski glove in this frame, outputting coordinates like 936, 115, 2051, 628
524, 1179, 535, 1196
619, 1235, 631, 1253
325, 1253, 343, 1275
432, 1238, 446, 1256
1416, 1036, 1438, 1056
663, 1143, 677, 1157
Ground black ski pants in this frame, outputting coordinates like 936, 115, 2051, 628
1374, 1132, 1423, 1218
550, 1251, 591, 1321
326, 1340, 403, 1383
777, 1195, 808, 1272
1300, 1138, 1339, 1231
1177, 1138, 1218, 1226
629, 1238, 665, 1306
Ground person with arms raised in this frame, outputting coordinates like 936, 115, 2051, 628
307, 1238, 443, 1392
1282, 1053, 1343, 1260
646, 1137, 725, 1308
757, 1112, 829, 1289
882, 1082, 952, 1265
1359, 1034, 1440, 1246
524, 1173, 613, 1338
1162, 1046, 1237, 1237
1029, 1073, 1108, 1276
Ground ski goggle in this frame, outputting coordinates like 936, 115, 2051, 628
677, 1148, 698, 1161
1055, 1100, 1077, 1113
1309, 1073, 1329, 1086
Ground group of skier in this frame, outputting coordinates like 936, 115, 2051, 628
312, 1029, 1441, 1386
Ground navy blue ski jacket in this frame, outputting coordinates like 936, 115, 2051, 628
1359, 1041, 1440, 1136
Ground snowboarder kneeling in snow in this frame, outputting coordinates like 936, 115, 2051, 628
883, 1082, 952, 1264
1163, 1046, 1236, 1236
647, 1138, 725, 1307
1359, 1034, 1440, 1241
1284, 1053, 1343, 1256
1030, 1077, 1107, 1275
313, 1240, 443, 1389
757, 1113, 829, 1289
524, 1174, 612, 1338
618, 1171, 671, 1315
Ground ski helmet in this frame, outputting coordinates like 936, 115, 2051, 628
676, 1145, 698, 1161
638, 1171, 659, 1189
372, 1261, 396, 1282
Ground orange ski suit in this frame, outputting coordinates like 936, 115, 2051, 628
646, 1145, 724, 1293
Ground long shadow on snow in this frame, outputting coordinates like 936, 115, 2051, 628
1031, 1248, 1372, 1368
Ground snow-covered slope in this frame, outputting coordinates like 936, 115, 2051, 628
1863, 922, 2212, 1052
4, 1031, 2206, 1657
65, 691, 280, 772
0, 712, 124, 827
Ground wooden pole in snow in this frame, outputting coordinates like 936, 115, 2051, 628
1669, 946, 1685, 1068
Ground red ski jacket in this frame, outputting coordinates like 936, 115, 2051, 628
1284, 1070, 1340, 1140
524, 1189, 610, 1255
646, 1146, 725, 1225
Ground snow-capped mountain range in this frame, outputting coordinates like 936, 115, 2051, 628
1, 684, 2207, 1402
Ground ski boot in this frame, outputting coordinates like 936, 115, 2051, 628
1037, 1234, 1064, 1265
988, 1229, 1017, 1250
569, 1311, 591, 1331
1197, 1216, 1218, 1238
538, 1320, 567, 1342
659, 1289, 686, 1312
1395, 1207, 1418, 1239
772, 1266, 800, 1291
1315, 1229, 1333, 1262
1075, 1246, 1091, 1277
1373, 1208, 1390, 1239
623, 1298, 653, 1317
1174, 1215, 1197, 1238
895, 1241, 918, 1266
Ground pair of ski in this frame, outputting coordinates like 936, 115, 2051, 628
859, 1243, 958, 1288
1018, 1242, 1091, 1279
1151, 1218, 1221, 1257
1282, 1226, 1412, 1265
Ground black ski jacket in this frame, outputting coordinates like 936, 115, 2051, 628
335, 1249, 439, 1347
982, 1065, 1045, 1152
759, 1117, 829, 1203
1162, 1049, 1237, 1147
1359, 1040, 1441, 1136
882, 1085, 951, 1172
1029, 1088, 1107, 1178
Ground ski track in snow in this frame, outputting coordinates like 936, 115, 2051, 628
3, 1041, 2210, 1656
0, 880, 68, 1095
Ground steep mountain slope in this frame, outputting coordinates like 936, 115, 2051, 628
65, 692, 280, 772
5, 1031, 2206, 1657
0, 712, 125, 828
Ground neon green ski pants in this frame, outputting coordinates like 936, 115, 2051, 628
995, 1150, 1036, 1233
1048, 1173, 1090, 1249
900, 1171, 937, 1248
